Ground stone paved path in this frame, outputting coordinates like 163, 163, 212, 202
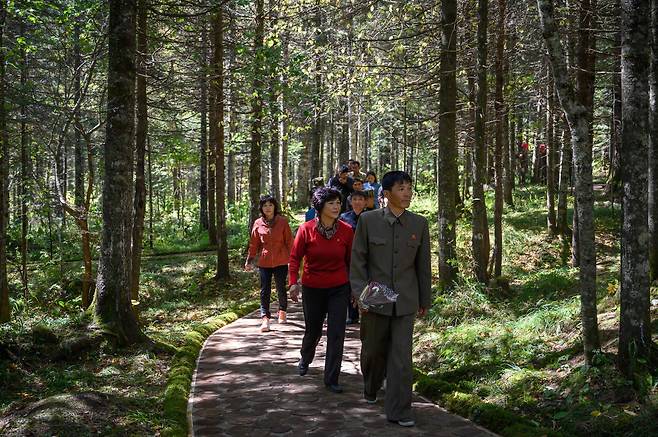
189, 302, 498, 436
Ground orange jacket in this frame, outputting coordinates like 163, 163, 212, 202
247, 216, 293, 268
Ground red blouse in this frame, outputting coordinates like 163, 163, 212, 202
288, 219, 353, 288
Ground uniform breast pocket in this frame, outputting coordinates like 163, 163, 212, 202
369, 237, 387, 247
405, 239, 420, 255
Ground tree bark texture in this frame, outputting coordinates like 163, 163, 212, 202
130, 0, 148, 305
95, 0, 143, 345
213, 6, 230, 280
618, 0, 652, 377
547, 77, 557, 234
557, 122, 572, 237
199, 21, 209, 229
493, 0, 506, 278
649, 0, 658, 281
537, 0, 600, 363
438, 0, 459, 290
472, 0, 490, 284
249, 0, 265, 228
0, 0, 8, 323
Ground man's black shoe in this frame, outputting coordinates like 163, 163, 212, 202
325, 384, 343, 393
298, 360, 309, 376
364, 392, 377, 404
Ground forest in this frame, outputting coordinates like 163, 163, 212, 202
0, 0, 657, 435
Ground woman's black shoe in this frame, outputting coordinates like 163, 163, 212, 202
298, 360, 309, 376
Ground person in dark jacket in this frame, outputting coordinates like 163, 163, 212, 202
350, 171, 431, 427
327, 164, 353, 213
340, 190, 368, 324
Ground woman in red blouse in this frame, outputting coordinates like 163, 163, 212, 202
245, 195, 293, 332
288, 187, 353, 393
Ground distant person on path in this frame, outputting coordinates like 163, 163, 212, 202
327, 164, 353, 213
350, 171, 431, 427
363, 171, 381, 209
349, 159, 366, 180
245, 195, 293, 332
305, 177, 325, 222
288, 187, 353, 393
340, 190, 368, 325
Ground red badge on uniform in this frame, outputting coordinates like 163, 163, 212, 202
411, 234, 417, 240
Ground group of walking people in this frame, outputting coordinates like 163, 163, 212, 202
245, 165, 431, 427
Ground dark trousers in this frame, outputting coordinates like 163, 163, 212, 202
360, 311, 415, 421
259, 265, 288, 319
301, 283, 350, 386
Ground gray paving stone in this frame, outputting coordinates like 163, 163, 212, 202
190, 302, 498, 437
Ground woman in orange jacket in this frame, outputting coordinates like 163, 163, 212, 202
245, 195, 293, 332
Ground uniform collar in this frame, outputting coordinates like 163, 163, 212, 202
383, 207, 407, 226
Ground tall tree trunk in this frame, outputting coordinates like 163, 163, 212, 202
130, 0, 148, 305
557, 122, 572, 237
493, 0, 506, 278
0, 0, 9, 323
95, 0, 143, 345
199, 21, 209, 230
213, 5, 230, 280
20, 19, 29, 299
249, 0, 265, 227
280, 32, 290, 207
537, 0, 600, 364
74, 19, 84, 209
547, 77, 557, 234
438, 0, 458, 290
618, 0, 652, 378
207, 17, 218, 245
147, 137, 154, 249
472, 0, 490, 284
227, 7, 237, 205
609, 0, 622, 205
649, 0, 658, 281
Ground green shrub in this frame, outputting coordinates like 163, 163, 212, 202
413, 373, 456, 401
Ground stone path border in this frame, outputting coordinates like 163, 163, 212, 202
189, 301, 498, 436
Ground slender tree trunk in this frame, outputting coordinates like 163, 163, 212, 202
438, 0, 459, 290
207, 16, 218, 245
227, 8, 237, 205
0, 0, 9, 323
95, 0, 143, 345
20, 19, 29, 299
547, 77, 557, 234
249, 0, 265, 227
492, 0, 506, 278
649, 0, 658, 281
147, 137, 154, 249
280, 32, 289, 207
472, 0, 490, 284
618, 0, 652, 378
538, 0, 600, 363
74, 20, 84, 209
213, 5, 230, 279
130, 0, 148, 305
199, 21, 209, 230
557, 122, 572, 237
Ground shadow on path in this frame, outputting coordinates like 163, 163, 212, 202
189, 302, 497, 436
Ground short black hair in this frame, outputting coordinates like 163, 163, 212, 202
349, 190, 367, 200
312, 187, 342, 213
381, 171, 412, 191
259, 195, 280, 218
337, 164, 349, 175
353, 177, 364, 184
352, 160, 360, 167
366, 171, 378, 183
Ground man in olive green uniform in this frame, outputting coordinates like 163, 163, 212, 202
350, 171, 431, 427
